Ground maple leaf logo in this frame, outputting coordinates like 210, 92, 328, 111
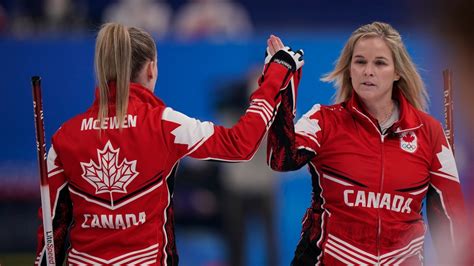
402, 132, 415, 143
295, 104, 322, 136
400, 131, 418, 153
80, 141, 139, 195
163, 108, 214, 149
436, 145, 459, 180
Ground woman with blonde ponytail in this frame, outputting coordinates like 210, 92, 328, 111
267, 22, 469, 265
35, 23, 304, 265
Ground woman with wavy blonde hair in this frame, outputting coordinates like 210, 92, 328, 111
267, 22, 469, 265
323, 22, 428, 112
322, 22, 428, 111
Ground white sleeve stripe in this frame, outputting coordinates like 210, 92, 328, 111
110, 250, 158, 264
326, 241, 376, 264
246, 109, 269, 125
66, 257, 83, 265
326, 233, 425, 264
129, 255, 158, 265
251, 98, 273, 112
247, 105, 271, 122
141, 259, 159, 265
429, 171, 460, 183
247, 106, 272, 121
250, 102, 273, 119
251, 98, 274, 113
48, 169, 64, 178
429, 183, 456, 247
323, 174, 354, 186
328, 234, 378, 259
47, 166, 60, 173
409, 186, 429, 195
68, 253, 98, 264
68, 244, 159, 264
324, 249, 356, 265
379, 235, 425, 259
382, 242, 424, 265
296, 131, 321, 147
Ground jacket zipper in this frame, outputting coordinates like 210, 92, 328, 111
378, 134, 385, 265
352, 107, 384, 264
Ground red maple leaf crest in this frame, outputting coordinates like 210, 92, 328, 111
402, 132, 415, 143
80, 141, 139, 195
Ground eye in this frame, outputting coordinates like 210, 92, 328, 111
375, 60, 387, 66
354, 59, 366, 65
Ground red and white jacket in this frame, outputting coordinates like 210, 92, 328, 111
268, 87, 470, 265
35, 58, 300, 265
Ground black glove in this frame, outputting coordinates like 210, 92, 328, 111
258, 46, 304, 89
268, 46, 304, 72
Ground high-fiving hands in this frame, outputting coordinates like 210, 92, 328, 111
265, 34, 304, 72
267, 34, 285, 56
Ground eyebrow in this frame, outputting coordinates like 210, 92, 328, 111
353, 55, 389, 61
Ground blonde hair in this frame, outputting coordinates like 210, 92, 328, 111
322, 22, 428, 111
94, 23, 156, 128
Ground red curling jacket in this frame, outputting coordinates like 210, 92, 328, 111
268, 87, 470, 265
34, 59, 300, 265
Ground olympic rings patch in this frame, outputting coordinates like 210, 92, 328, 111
400, 131, 418, 153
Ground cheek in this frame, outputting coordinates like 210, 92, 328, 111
350, 65, 363, 77
350, 66, 360, 85
350, 79, 359, 93
381, 70, 397, 85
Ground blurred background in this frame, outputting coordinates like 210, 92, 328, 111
0, 0, 472, 265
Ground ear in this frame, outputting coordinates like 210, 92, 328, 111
146, 61, 155, 80
394, 72, 400, 81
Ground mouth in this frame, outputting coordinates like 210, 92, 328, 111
361, 81, 376, 86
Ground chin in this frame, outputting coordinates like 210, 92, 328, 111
354, 90, 377, 101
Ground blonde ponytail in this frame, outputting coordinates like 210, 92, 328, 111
94, 23, 157, 130
95, 23, 132, 129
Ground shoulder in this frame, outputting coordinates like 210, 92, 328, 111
51, 108, 95, 142
295, 103, 344, 133
414, 109, 444, 131
301, 103, 343, 117
409, 109, 446, 149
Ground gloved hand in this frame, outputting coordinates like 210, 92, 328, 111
265, 34, 304, 71
265, 46, 304, 70
269, 46, 304, 72
264, 35, 303, 115
259, 37, 304, 88
257, 35, 303, 111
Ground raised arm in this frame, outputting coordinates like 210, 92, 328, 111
265, 35, 322, 171
160, 39, 304, 162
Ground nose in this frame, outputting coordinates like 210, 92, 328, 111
364, 64, 375, 77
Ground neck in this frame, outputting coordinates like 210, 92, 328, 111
362, 97, 395, 123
